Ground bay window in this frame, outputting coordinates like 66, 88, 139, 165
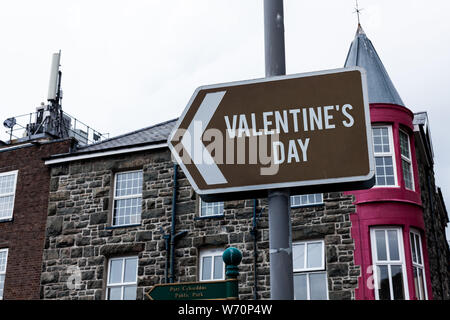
399, 130, 414, 190
410, 230, 427, 300
372, 126, 397, 187
370, 228, 409, 300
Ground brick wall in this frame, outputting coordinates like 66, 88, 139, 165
0, 139, 73, 300
41, 148, 360, 300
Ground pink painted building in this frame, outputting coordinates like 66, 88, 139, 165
344, 24, 449, 300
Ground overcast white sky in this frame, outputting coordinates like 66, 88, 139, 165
0, 0, 449, 239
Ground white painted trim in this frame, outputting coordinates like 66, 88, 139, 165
44, 143, 168, 165
0, 170, 18, 222
290, 193, 324, 208
370, 227, 409, 300
0, 248, 9, 300
292, 240, 325, 272
372, 125, 399, 188
199, 198, 224, 218
106, 256, 138, 300
410, 229, 428, 300
199, 248, 225, 281
292, 240, 328, 300
399, 129, 415, 191
111, 170, 143, 227
293, 271, 329, 300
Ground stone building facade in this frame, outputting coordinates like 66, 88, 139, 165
413, 112, 450, 299
41, 147, 360, 300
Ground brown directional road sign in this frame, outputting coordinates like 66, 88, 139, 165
168, 67, 375, 201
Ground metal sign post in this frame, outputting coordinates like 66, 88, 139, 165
264, 0, 294, 300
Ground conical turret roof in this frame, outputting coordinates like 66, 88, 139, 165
344, 24, 404, 106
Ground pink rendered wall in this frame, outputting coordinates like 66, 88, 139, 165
346, 103, 433, 300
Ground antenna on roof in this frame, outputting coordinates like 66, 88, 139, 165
48, 50, 62, 103
2, 51, 107, 145
354, 0, 363, 25
45, 50, 70, 139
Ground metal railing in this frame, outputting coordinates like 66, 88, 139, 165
2, 110, 109, 145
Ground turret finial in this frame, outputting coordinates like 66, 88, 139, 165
353, 1, 366, 35
354, 0, 363, 26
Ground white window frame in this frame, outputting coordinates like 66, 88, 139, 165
199, 199, 224, 218
199, 248, 225, 281
291, 193, 323, 208
410, 229, 428, 300
292, 240, 329, 300
0, 170, 18, 221
370, 227, 409, 300
372, 125, 398, 188
293, 240, 326, 272
112, 170, 143, 227
399, 129, 415, 191
0, 248, 9, 300
106, 256, 138, 300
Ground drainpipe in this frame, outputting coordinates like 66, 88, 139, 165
169, 163, 188, 283
169, 163, 178, 283
160, 227, 170, 284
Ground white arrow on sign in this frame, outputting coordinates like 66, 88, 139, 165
180, 91, 227, 185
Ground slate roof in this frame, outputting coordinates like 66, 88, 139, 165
72, 118, 177, 154
344, 24, 405, 106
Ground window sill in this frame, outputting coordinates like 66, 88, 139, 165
105, 223, 141, 230
293, 268, 326, 273
0, 217, 13, 223
371, 185, 399, 188
194, 215, 224, 220
291, 203, 324, 209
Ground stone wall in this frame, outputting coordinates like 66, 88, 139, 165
41, 147, 360, 300
290, 193, 360, 300
415, 146, 450, 300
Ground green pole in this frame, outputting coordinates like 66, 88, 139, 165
222, 247, 242, 300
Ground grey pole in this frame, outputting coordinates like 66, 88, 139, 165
268, 189, 293, 299
264, 0, 286, 77
263, 0, 294, 300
